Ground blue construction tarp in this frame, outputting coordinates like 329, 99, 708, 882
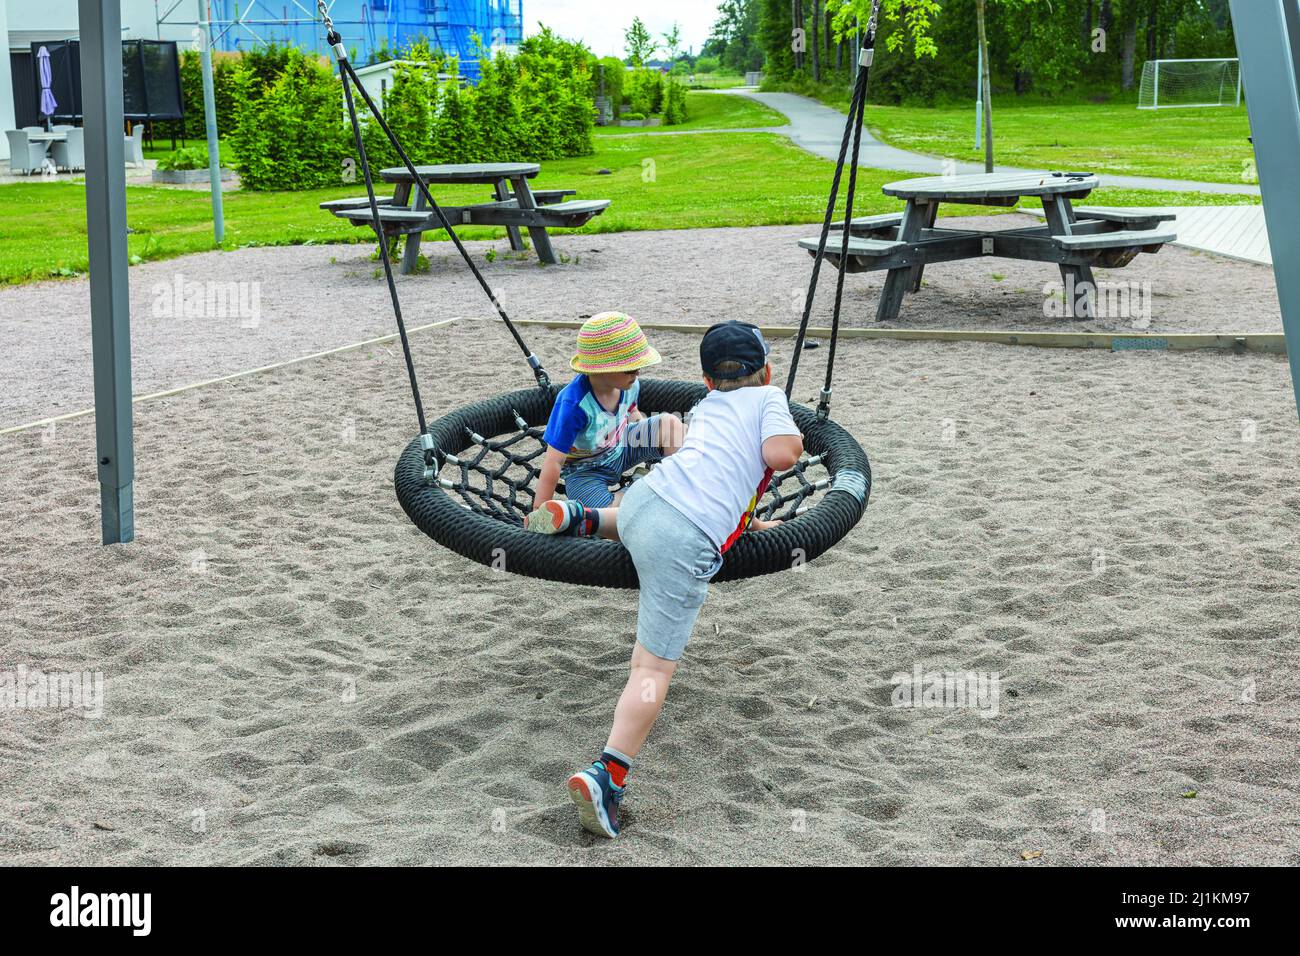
207, 0, 524, 81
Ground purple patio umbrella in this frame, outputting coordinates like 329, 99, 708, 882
37, 46, 57, 131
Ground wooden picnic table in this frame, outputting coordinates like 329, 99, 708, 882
384, 163, 546, 269
340, 162, 609, 273
800, 171, 1177, 321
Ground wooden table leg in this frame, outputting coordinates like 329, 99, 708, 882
907, 201, 938, 293
494, 178, 526, 251
399, 183, 427, 275
1042, 195, 1095, 319
512, 176, 558, 265
1061, 195, 1097, 292
876, 199, 926, 321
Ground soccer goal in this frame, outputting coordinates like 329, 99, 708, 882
1138, 58, 1242, 109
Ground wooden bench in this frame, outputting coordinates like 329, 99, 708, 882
830, 212, 904, 235
1072, 207, 1177, 226
491, 188, 578, 205
332, 199, 613, 258
526, 199, 611, 228
423, 199, 611, 228
331, 206, 439, 237
799, 235, 907, 273
319, 196, 396, 212
331, 160, 614, 273
1054, 228, 1176, 267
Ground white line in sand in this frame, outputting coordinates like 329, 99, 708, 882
0, 317, 460, 437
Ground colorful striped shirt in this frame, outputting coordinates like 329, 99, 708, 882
543, 376, 641, 468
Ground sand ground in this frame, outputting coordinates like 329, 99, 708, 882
0, 216, 1282, 429
1, 226, 1297, 865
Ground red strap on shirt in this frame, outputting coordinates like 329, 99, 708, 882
721, 467, 774, 554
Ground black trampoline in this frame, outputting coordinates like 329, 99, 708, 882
32, 39, 184, 144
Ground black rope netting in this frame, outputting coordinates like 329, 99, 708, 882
433, 407, 833, 527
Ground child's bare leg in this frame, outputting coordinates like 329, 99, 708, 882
657, 413, 685, 456
606, 642, 678, 758
593, 507, 620, 541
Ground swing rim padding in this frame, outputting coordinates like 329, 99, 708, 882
394, 379, 872, 589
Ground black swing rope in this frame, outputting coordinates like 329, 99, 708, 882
320, 2, 549, 474
785, 0, 882, 420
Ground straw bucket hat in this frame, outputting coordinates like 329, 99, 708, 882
570, 311, 663, 374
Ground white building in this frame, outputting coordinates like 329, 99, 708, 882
3, 1, 192, 159
345, 59, 464, 119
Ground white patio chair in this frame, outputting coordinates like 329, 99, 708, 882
52, 124, 73, 132
6, 130, 47, 175
52, 127, 85, 172
125, 125, 145, 167
22, 125, 43, 134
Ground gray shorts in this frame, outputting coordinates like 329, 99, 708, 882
618, 479, 723, 662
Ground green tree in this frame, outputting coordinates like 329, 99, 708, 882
826, 0, 940, 58
228, 49, 349, 191
432, 66, 475, 163
811, 0, 823, 81
663, 22, 683, 69
663, 78, 689, 124
758, 0, 798, 80
708, 0, 764, 73
625, 17, 657, 67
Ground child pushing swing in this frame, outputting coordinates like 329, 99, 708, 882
527, 316, 803, 838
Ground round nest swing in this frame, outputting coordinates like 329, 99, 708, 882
394, 380, 871, 589
322, 0, 882, 589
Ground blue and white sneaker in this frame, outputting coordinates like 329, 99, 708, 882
526, 500, 585, 535
567, 761, 623, 838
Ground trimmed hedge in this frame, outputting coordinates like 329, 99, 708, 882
161, 46, 293, 143
625, 68, 664, 116
227, 49, 350, 191
225, 31, 594, 190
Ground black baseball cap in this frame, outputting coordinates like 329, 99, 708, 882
700, 321, 771, 379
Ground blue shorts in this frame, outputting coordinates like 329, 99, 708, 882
618, 480, 723, 662
560, 415, 670, 509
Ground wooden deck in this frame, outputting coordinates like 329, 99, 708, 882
1028, 205, 1271, 266
1158, 205, 1271, 266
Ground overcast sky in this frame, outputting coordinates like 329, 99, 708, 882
522, 1, 721, 58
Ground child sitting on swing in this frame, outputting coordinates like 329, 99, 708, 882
546, 320, 804, 838
526, 312, 684, 538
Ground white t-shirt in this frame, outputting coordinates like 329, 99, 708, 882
645, 384, 801, 551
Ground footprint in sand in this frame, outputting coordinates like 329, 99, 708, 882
330, 598, 368, 619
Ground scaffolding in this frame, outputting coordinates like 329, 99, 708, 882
157, 0, 524, 80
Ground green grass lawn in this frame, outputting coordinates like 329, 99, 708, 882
684, 74, 750, 90
0, 129, 1258, 285
768, 82, 1255, 185
594, 90, 787, 135
866, 99, 1255, 185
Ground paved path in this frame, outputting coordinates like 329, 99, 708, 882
725, 90, 1262, 197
